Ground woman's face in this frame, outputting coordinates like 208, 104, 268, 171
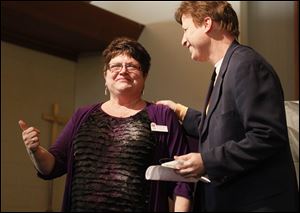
104, 54, 146, 98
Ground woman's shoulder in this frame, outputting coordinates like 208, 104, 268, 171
72, 103, 101, 120
75, 103, 99, 113
145, 101, 177, 123
146, 101, 173, 114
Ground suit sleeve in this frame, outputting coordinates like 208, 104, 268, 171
182, 108, 202, 138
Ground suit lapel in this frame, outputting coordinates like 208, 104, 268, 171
200, 40, 240, 142
200, 72, 222, 138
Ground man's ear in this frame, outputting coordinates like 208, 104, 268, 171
203, 16, 213, 33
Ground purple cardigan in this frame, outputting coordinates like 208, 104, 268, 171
38, 102, 193, 211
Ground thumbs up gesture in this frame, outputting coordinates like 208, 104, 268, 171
18, 120, 41, 153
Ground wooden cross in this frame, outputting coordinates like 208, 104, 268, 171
42, 103, 69, 212
42, 103, 69, 145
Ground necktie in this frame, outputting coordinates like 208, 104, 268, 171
206, 70, 217, 113
199, 69, 216, 134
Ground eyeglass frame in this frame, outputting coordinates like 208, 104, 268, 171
107, 62, 141, 74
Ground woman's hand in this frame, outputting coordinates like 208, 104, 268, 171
19, 120, 41, 153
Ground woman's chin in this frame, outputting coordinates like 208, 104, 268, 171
115, 86, 133, 93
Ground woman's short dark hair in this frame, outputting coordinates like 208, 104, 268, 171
102, 37, 151, 76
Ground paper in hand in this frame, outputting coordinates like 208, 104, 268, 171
145, 160, 211, 183
161, 159, 184, 168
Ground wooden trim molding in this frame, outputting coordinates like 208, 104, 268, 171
1, 1, 144, 61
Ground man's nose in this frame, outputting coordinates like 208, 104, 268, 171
181, 35, 188, 47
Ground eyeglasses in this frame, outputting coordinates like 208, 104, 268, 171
108, 63, 141, 74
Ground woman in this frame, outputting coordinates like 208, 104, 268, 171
19, 37, 192, 212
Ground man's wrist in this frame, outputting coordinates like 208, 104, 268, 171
175, 103, 188, 121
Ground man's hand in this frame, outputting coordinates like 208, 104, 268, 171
174, 153, 205, 178
156, 100, 177, 111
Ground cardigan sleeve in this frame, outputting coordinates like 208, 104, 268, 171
147, 103, 194, 200
38, 104, 98, 180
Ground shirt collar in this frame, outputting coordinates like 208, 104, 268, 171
214, 58, 223, 77
212, 58, 223, 85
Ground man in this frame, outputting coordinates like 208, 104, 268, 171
157, 1, 298, 211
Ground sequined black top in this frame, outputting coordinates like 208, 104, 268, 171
38, 103, 193, 212
70, 108, 156, 212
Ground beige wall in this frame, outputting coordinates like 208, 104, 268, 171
248, 1, 296, 100
73, 21, 214, 110
1, 42, 75, 211
139, 21, 213, 109
1, 1, 297, 212
74, 53, 106, 108
72, 1, 298, 112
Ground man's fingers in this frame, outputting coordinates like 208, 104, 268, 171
18, 120, 28, 131
174, 154, 190, 161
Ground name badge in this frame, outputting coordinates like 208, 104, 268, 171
150, 122, 168, 132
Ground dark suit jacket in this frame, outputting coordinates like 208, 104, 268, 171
183, 40, 298, 211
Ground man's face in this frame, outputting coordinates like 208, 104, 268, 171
181, 14, 210, 62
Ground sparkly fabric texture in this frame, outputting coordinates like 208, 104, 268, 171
70, 108, 156, 212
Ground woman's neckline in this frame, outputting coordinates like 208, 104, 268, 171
100, 100, 148, 118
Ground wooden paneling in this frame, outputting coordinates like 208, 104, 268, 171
1, 1, 145, 61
